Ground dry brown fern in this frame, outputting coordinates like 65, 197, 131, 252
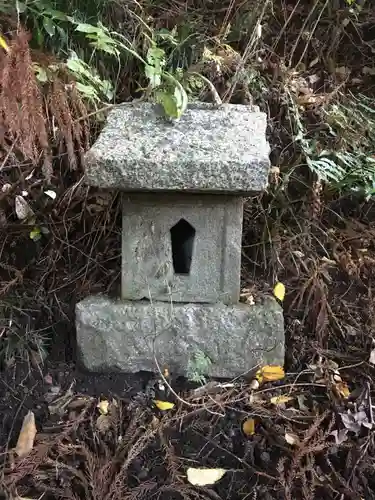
0, 29, 49, 166
0, 27, 89, 180
280, 411, 335, 500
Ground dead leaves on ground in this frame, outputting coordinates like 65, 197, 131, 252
308, 357, 351, 401
273, 281, 286, 302
242, 418, 256, 436
270, 395, 294, 405
5, 354, 372, 500
186, 467, 227, 486
95, 398, 119, 433
97, 399, 109, 415
369, 346, 375, 365
15, 411, 37, 458
256, 365, 285, 383
192, 381, 235, 400
13, 392, 95, 461
242, 356, 367, 449
47, 381, 75, 416
368, 337, 375, 365
153, 400, 175, 411
339, 409, 372, 435
333, 381, 350, 399
284, 432, 300, 446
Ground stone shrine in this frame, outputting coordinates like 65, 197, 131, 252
76, 102, 284, 378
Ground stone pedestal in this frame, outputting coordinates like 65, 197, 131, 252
76, 297, 284, 378
76, 102, 285, 378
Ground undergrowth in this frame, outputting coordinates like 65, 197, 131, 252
0, 28, 90, 179
0, 0, 374, 368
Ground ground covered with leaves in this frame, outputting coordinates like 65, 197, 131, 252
3, 355, 375, 500
1, 0, 375, 498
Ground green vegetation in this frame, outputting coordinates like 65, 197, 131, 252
186, 349, 212, 384
1, 0, 374, 191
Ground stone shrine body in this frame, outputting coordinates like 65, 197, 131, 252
76, 102, 284, 378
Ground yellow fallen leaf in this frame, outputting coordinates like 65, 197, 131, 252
256, 365, 285, 383
15, 411, 37, 458
270, 395, 294, 405
285, 432, 300, 446
273, 282, 286, 302
153, 400, 175, 411
0, 34, 9, 53
186, 467, 227, 486
242, 418, 255, 436
334, 381, 350, 399
97, 400, 109, 415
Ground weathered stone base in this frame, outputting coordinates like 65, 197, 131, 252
76, 296, 284, 378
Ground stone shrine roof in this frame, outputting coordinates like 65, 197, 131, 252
84, 102, 271, 194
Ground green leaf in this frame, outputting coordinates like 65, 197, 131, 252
307, 157, 345, 183
145, 64, 161, 88
75, 82, 99, 100
92, 38, 119, 55
75, 23, 99, 34
75, 23, 120, 55
85, 32, 115, 45
30, 227, 41, 241
67, 57, 91, 78
145, 46, 165, 88
43, 17, 56, 37
35, 26, 44, 46
147, 46, 165, 66
66, 57, 82, 72
49, 9, 68, 21
56, 25, 68, 44
101, 80, 114, 100
157, 91, 179, 119
156, 28, 178, 45
156, 81, 188, 119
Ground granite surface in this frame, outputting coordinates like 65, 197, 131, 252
76, 296, 285, 378
84, 102, 271, 194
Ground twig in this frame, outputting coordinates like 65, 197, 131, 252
193, 428, 278, 482
0, 136, 18, 172
256, 382, 327, 395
